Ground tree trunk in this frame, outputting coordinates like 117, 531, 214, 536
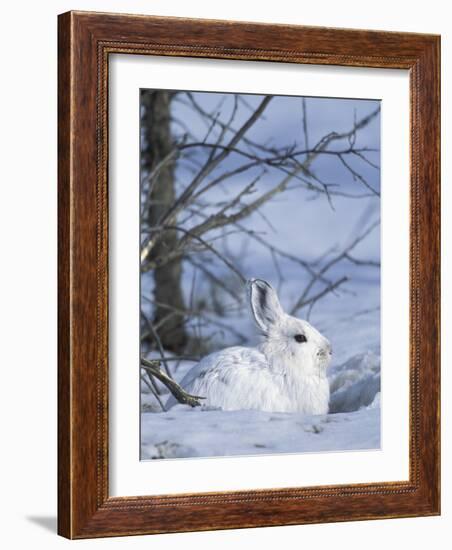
141, 90, 188, 353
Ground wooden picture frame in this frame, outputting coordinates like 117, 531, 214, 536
58, 10, 440, 539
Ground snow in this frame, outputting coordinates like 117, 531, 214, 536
141, 407, 380, 460
140, 350, 381, 459
329, 351, 380, 413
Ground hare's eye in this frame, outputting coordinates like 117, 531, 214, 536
294, 334, 307, 343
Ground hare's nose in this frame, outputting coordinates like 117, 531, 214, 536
326, 341, 333, 355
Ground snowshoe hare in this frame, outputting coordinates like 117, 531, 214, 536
167, 279, 332, 414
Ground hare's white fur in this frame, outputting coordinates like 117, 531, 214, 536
166, 279, 332, 414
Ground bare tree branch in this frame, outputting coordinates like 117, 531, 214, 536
290, 220, 380, 314
141, 314, 172, 377
156, 95, 273, 230
141, 357, 205, 407
140, 90, 380, 363
141, 374, 166, 411
142, 225, 247, 283
337, 154, 380, 196
297, 276, 349, 316
301, 97, 309, 151
142, 296, 248, 344
187, 257, 242, 303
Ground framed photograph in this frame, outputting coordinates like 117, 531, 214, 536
58, 11, 440, 539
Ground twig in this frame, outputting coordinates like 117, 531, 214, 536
158, 95, 273, 229
301, 97, 309, 151
141, 374, 166, 411
184, 92, 273, 156
143, 225, 247, 283
299, 277, 349, 319
141, 147, 181, 216
290, 220, 380, 314
141, 357, 205, 407
344, 253, 380, 267
351, 149, 380, 170
187, 257, 242, 303
142, 296, 248, 343
233, 222, 326, 281
141, 312, 172, 377
337, 154, 380, 196
146, 355, 200, 362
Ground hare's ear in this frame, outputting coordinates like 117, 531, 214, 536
248, 279, 285, 333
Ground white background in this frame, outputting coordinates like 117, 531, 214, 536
0, 1, 449, 549
110, 56, 409, 496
